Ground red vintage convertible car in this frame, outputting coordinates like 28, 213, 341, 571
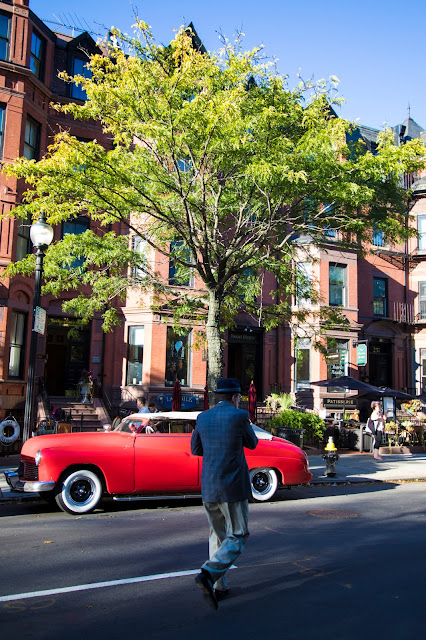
4, 411, 312, 515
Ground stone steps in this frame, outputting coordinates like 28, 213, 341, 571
47, 396, 104, 432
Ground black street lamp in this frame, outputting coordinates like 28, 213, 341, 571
23, 213, 54, 442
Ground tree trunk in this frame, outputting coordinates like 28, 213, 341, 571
206, 288, 223, 397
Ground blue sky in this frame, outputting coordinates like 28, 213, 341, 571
31, 0, 426, 130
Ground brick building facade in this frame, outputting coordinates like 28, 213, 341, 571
1, 1, 425, 428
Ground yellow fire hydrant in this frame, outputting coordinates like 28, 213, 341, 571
322, 436, 339, 477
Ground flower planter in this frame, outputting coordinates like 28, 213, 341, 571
275, 427, 304, 448
379, 445, 425, 455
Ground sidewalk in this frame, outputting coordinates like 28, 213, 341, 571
307, 451, 426, 484
2, 451, 426, 503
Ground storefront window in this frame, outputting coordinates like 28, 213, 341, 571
165, 327, 191, 387
326, 339, 349, 384
126, 326, 144, 385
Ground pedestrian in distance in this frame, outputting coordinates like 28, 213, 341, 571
148, 399, 159, 413
191, 377, 258, 610
367, 400, 385, 460
137, 397, 150, 414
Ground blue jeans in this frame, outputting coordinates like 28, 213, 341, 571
201, 500, 249, 591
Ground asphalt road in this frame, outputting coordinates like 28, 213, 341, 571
1, 483, 425, 639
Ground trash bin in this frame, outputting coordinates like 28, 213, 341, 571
275, 427, 304, 448
363, 432, 373, 452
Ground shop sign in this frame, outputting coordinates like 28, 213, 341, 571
357, 344, 368, 366
228, 332, 257, 343
323, 398, 356, 409
157, 393, 199, 410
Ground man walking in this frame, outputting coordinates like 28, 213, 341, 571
191, 378, 258, 609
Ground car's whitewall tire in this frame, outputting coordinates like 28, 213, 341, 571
249, 468, 278, 501
55, 469, 103, 514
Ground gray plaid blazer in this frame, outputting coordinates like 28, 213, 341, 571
191, 400, 258, 502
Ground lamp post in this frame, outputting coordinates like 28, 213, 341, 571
23, 213, 54, 442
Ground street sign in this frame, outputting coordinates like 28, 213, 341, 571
357, 343, 368, 366
33, 306, 46, 335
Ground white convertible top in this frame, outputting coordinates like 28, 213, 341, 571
125, 412, 272, 440
126, 411, 201, 421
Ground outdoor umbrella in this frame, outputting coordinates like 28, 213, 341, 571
311, 376, 384, 426
203, 383, 209, 411
374, 387, 413, 400
172, 379, 182, 411
311, 375, 384, 394
248, 381, 257, 423
363, 386, 414, 419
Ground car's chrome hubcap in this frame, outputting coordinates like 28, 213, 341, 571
252, 472, 269, 492
70, 480, 93, 503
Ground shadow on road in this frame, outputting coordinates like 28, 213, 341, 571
1, 481, 399, 518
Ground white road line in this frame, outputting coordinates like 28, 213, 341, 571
0, 568, 200, 603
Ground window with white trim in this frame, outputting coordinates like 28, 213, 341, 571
165, 327, 191, 387
418, 216, 426, 251
295, 261, 312, 306
326, 338, 349, 381
8, 312, 27, 378
329, 263, 347, 307
419, 282, 426, 320
126, 326, 144, 385
295, 338, 311, 390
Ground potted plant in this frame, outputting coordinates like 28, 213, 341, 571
267, 409, 325, 448
265, 392, 294, 412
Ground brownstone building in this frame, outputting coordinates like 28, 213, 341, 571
1, 1, 425, 433
0, 0, 116, 422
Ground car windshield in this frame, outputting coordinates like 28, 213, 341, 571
114, 417, 196, 434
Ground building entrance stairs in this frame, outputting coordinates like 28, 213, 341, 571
47, 396, 106, 433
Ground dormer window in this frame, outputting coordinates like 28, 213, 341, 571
72, 57, 91, 100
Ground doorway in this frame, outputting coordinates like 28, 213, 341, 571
45, 320, 91, 395
368, 339, 392, 388
227, 328, 263, 396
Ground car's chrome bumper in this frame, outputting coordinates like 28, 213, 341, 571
4, 471, 55, 493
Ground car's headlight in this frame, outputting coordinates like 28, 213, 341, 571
35, 450, 42, 466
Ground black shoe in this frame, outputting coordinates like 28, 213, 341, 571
195, 571, 218, 610
214, 588, 229, 601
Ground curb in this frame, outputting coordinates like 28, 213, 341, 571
309, 477, 426, 486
